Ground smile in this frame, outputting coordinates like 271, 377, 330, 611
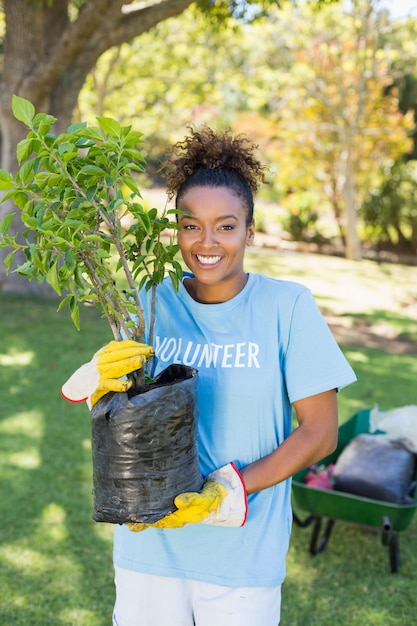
196, 255, 222, 265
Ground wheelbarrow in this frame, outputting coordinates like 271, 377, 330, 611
292, 408, 417, 572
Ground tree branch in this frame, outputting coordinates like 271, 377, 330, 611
18, 0, 196, 101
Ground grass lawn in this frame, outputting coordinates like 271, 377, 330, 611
1, 248, 416, 625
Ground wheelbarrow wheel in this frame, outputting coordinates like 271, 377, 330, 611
389, 532, 400, 573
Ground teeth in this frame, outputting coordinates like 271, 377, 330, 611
196, 255, 221, 265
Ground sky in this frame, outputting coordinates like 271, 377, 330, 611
382, 0, 417, 19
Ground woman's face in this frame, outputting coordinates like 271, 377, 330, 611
177, 185, 254, 303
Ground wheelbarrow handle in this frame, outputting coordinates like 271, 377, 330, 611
293, 513, 335, 554
292, 512, 316, 528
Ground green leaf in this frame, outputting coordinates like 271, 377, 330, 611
122, 175, 140, 194
76, 127, 103, 142
172, 259, 183, 275
137, 210, 152, 235
69, 297, 81, 330
13, 191, 29, 209
58, 140, 76, 154
57, 294, 72, 312
18, 158, 37, 184
168, 270, 180, 292
74, 265, 87, 288
84, 234, 106, 243
63, 248, 77, 271
16, 260, 37, 278
0, 169, 14, 190
61, 151, 79, 163
3, 250, 16, 272
12, 95, 35, 126
79, 165, 108, 177
94, 248, 111, 260
30, 247, 45, 272
124, 130, 143, 144
34, 113, 57, 134
68, 122, 87, 134
97, 117, 121, 137
46, 260, 62, 295
138, 274, 148, 291
0, 212, 16, 236
16, 139, 32, 164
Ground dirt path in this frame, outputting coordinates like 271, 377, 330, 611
251, 232, 417, 356
326, 314, 417, 355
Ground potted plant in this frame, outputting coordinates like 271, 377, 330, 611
0, 96, 202, 524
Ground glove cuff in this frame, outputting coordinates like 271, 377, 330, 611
205, 462, 248, 527
229, 462, 248, 526
60, 388, 88, 404
61, 360, 99, 408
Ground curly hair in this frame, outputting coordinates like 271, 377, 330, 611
163, 127, 266, 224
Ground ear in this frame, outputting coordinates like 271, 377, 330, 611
246, 221, 255, 246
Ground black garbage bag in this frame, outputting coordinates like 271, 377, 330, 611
333, 434, 416, 504
90, 364, 203, 524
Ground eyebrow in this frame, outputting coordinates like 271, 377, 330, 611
179, 212, 239, 222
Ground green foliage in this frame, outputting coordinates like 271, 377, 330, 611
78, 4, 251, 162
361, 160, 417, 252
281, 190, 321, 242
0, 96, 182, 342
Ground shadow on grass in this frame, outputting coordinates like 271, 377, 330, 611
283, 512, 417, 626
0, 294, 113, 625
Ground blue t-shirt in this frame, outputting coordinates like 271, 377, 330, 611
113, 273, 356, 586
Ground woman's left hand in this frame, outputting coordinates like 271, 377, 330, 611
127, 463, 248, 532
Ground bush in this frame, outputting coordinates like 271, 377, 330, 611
361, 160, 417, 253
281, 190, 321, 242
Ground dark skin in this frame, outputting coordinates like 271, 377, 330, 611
177, 185, 338, 495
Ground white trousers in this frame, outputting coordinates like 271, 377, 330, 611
113, 566, 281, 626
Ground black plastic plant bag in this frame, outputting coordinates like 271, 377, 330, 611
90, 364, 203, 524
333, 434, 416, 504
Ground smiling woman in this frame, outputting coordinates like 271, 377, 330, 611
177, 186, 254, 303
166, 127, 262, 304
106, 126, 357, 626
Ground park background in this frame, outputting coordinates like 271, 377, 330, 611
1, 1, 417, 624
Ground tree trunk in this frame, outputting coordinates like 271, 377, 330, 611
342, 149, 362, 261
0, 0, 195, 293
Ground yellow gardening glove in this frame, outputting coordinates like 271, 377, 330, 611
61, 340, 154, 408
127, 463, 248, 532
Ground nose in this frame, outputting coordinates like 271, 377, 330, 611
200, 227, 217, 247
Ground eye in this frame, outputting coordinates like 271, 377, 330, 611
182, 223, 198, 230
219, 224, 234, 231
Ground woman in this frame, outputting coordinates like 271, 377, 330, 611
62, 127, 356, 625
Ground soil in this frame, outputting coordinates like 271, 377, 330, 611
325, 314, 417, 355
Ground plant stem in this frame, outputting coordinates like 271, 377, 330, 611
111, 234, 145, 341
80, 254, 125, 340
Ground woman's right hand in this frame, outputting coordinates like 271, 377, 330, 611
61, 340, 154, 408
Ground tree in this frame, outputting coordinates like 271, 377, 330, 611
0, 0, 280, 293
257, 0, 414, 259
385, 15, 417, 160
0, 0, 200, 293
76, 5, 250, 160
